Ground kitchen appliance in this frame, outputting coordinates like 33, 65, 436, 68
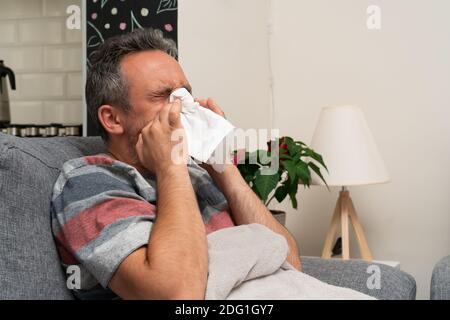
0, 60, 16, 124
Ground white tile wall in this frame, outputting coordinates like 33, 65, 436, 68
9, 101, 45, 124
0, 0, 83, 125
11, 73, 65, 100
44, 0, 81, 17
43, 101, 82, 124
67, 73, 82, 99
65, 27, 82, 43
0, 46, 43, 72
0, 21, 18, 45
19, 19, 64, 44
44, 46, 82, 71
0, 0, 43, 19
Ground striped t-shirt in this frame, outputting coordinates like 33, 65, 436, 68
50, 154, 235, 299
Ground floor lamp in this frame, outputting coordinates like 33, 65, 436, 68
310, 105, 390, 261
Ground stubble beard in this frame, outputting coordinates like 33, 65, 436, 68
125, 117, 150, 167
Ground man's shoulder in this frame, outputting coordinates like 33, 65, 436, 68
60, 154, 117, 175
55, 154, 119, 191
52, 154, 154, 203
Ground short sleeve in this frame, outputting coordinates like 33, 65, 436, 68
51, 156, 157, 288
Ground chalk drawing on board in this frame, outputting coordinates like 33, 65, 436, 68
157, 0, 177, 14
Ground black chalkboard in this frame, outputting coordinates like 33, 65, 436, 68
86, 0, 178, 136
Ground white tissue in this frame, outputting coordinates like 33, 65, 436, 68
169, 88, 235, 163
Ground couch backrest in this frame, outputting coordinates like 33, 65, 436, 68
0, 133, 106, 299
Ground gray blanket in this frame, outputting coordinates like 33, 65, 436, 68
205, 223, 374, 300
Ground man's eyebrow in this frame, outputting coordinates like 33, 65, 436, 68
150, 86, 173, 96
150, 83, 192, 96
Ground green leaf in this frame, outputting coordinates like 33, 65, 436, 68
308, 162, 329, 189
296, 161, 311, 186
244, 175, 254, 183
246, 151, 259, 165
288, 174, 299, 190
234, 137, 328, 211
237, 163, 259, 175
284, 137, 301, 157
257, 150, 271, 166
303, 149, 328, 171
289, 191, 298, 209
286, 175, 299, 209
254, 170, 280, 203
283, 136, 295, 147
295, 140, 308, 146
236, 162, 260, 185
274, 185, 288, 203
279, 154, 293, 161
290, 152, 301, 162
282, 160, 297, 182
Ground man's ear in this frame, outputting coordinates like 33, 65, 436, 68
98, 104, 125, 137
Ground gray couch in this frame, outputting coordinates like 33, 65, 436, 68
431, 255, 450, 300
0, 133, 417, 300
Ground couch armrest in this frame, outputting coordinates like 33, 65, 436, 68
431, 255, 450, 300
301, 256, 416, 300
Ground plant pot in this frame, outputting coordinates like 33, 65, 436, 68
270, 210, 286, 226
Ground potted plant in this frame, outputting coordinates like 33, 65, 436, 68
233, 136, 328, 225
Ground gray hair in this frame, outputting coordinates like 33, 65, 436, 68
86, 28, 178, 141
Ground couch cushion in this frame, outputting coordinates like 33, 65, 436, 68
431, 255, 450, 300
302, 256, 417, 300
0, 133, 106, 299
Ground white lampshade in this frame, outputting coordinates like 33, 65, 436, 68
310, 105, 390, 186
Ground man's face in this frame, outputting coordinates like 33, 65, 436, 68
119, 50, 192, 161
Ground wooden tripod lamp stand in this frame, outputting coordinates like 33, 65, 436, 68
322, 186, 372, 260
310, 105, 390, 261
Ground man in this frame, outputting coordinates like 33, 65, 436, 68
51, 28, 301, 300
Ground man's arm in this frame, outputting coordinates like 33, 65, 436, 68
204, 163, 302, 271
196, 97, 301, 271
109, 100, 208, 299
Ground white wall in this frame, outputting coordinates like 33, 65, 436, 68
178, 0, 272, 131
0, 0, 83, 125
2, 0, 266, 128
180, 0, 450, 299
269, 0, 450, 299
2, 0, 443, 299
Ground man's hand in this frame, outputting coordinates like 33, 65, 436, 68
110, 98, 208, 300
135, 99, 188, 175
195, 97, 302, 271
195, 97, 226, 118
195, 97, 232, 169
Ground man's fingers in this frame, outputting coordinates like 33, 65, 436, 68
207, 98, 221, 112
158, 101, 172, 123
194, 98, 208, 107
140, 119, 155, 135
136, 132, 143, 145
139, 120, 159, 147
169, 99, 182, 126
195, 97, 216, 108
158, 99, 181, 125
196, 97, 225, 118
135, 133, 143, 155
